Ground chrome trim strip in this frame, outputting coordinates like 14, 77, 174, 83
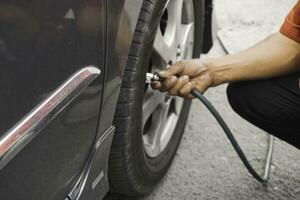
0, 66, 101, 169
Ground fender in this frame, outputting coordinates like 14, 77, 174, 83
96, 0, 143, 136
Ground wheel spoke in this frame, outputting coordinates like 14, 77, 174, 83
142, 88, 165, 127
153, 29, 175, 63
172, 0, 184, 49
174, 96, 184, 115
151, 99, 172, 154
178, 22, 194, 59
175, 0, 184, 28
166, 0, 183, 26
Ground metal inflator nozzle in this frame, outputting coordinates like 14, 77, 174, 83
146, 71, 164, 83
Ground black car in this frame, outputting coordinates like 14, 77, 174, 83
0, 0, 215, 199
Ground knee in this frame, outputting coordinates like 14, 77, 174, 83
227, 83, 251, 114
226, 83, 245, 113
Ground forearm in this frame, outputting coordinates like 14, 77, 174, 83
209, 32, 300, 85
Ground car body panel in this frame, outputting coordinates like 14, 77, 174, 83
76, 126, 114, 200
0, 0, 214, 199
96, 0, 143, 137
73, 1, 143, 199
0, 0, 106, 199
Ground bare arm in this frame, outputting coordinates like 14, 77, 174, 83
211, 32, 300, 85
152, 32, 300, 98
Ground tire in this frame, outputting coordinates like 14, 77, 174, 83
109, 0, 205, 196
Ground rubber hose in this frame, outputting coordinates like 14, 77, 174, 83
191, 89, 270, 185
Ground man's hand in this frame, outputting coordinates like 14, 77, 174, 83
152, 33, 300, 99
151, 59, 214, 99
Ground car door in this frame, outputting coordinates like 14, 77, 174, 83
0, 0, 105, 199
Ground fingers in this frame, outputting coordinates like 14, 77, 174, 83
150, 60, 212, 99
150, 81, 161, 90
179, 78, 209, 99
152, 76, 210, 99
151, 61, 186, 91
179, 81, 194, 98
152, 75, 178, 92
158, 61, 185, 78
169, 75, 190, 96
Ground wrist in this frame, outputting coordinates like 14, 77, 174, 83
204, 58, 233, 86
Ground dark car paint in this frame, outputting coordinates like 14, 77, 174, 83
0, 0, 213, 199
0, 0, 143, 199
96, 1, 142, 139
0, 0, 107, 199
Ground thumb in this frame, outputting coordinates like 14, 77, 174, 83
158, 61, 185, 78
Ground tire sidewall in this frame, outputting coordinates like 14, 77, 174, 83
111, 0, 205, 195
129, 0, 204, 190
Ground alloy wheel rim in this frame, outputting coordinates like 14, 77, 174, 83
142, 0, 195, 158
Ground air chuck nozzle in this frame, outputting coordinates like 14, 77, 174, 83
146, 71, 165, 83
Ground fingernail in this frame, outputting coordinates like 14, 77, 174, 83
182, 75, 189, 81
170, 76, 177, 81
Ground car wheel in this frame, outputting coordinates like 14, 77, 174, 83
109, 0, 204, 196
